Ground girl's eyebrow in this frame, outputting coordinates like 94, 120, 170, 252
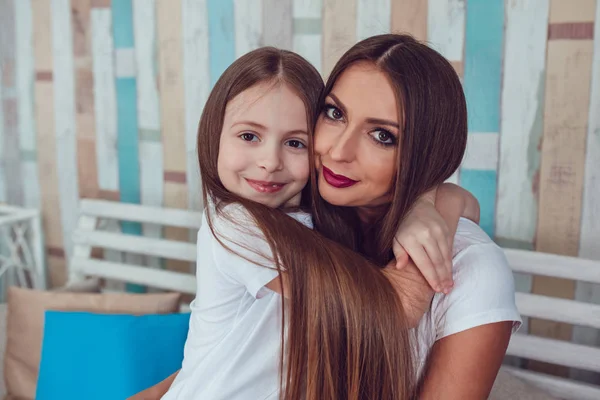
328, 93, 399, 129
232, 121, 267, 130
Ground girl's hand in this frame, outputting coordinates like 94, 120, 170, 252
393, 190, 453, 294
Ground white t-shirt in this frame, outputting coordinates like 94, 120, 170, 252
162, 205, 521, 399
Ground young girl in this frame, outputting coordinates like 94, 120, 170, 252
142, 47, 479, 400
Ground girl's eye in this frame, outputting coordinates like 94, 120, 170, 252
240, 132, 259, 142
285, 139, 306, 149
370, 129, 396, 146
324, 105, 343, 121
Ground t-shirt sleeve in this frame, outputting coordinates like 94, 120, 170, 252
432, 242, 522, 340
208, 204, 280, 298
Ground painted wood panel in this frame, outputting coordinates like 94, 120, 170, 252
0, 63, 5, 203
460, 0, 504, 238
0, 0, 24, 206
51, 0, 81, 263
292, 0, 322, 75
183, 0, 210, 214
391, 0, 427, 41
133, 0, 163, 270
572, 0, 600, 384
356, 0, 390, 41
15, 0, 40, 209
208, 0, 235, 86
263, 0, 293, 49
32, 0, 66, 286
323, 0, 356, 77
72, 0, 99, 201
234, 0, 262, 57
531, 0, 596, 376
157, 0, 190, 273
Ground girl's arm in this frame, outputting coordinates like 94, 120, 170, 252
393, 183, 480, 293
127, 370, 179, 400
418, 322, 512, 399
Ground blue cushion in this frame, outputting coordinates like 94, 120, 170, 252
36, 310, 190, 400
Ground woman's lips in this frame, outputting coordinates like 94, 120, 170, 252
322, 166, 358, 188
245, 179, 286, 193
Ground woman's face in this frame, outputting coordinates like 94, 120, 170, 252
314, 61, 400, 208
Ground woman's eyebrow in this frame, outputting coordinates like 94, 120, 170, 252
365, 118, 399, 129
327, 93, 347, 115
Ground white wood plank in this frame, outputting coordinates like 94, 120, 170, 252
496, 0, 549, 245
427, 0, 466, 62
506, 333, 600, 372
91, 8, 119, 193
133, 0, 164, 270
515, 292, 600, 329
72, 229, 197, 262
51, 0, 81, 262
263, 0, 293, 49
292, 0, 322, 75
15, 0, 40, 209
182, 0, 209, 213
71, 257, 196, 294
80, 199, 203, 228
68, 214, 97, 283
505, 248, 600, 284
462, 132, 499, 170
356, 0, 391, 41
573, 0, 600, 382
0, 62, 6, 203
501, 366, 600, 400
234, 0, 262, 57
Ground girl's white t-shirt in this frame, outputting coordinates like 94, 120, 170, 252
162, 204, 521, 400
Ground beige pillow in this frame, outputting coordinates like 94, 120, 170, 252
4, 286, 181, 400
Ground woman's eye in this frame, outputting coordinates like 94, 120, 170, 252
286, 140, 306, 149
324, 105, 343, 121
240, 132, 258, 142
370, 130, 396, 145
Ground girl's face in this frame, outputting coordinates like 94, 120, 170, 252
217, 81, 310, 209
314, 62, 400, 208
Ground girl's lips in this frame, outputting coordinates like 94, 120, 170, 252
322, 166, 358, 188
245, 178, 286, 193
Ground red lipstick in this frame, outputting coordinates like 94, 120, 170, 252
322, 166, 358, 188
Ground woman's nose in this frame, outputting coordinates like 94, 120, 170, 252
328, 128, 358, 163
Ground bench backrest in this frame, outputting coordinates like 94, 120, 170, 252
69, 199, 600, 399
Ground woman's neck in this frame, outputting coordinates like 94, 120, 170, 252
356, 204, 388, 228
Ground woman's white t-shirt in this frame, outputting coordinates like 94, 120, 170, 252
162, 204, 521, 400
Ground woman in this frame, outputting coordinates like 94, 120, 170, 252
312, 34, 520, 398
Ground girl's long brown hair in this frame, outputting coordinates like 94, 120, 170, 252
312, 34, 468, 266
197, 47, 415, 399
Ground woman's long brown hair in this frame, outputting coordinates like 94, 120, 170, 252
312, 34, 469, 266
197, 47, 416, 399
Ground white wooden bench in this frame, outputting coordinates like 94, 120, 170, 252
68, 199, 600, 400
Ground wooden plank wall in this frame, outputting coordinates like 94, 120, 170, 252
0, 0, 598, 380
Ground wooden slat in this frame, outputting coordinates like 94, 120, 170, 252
532, 1, 596, 371
506, 248, 600, 284
356, 0, 390, 41
157, 0, 190, 275
0, 61, 5, 203
263, 0, 293, 49
72, 0, 100, 200
80, 199, 203, 228
52, 0, 81, 263
322, 0, 356, 77
0, 0, 24, 206
207, 0, 235, 86
33, 0, 67, 287
132, 0, 163, 270
573, 0, 600, 384
182, 0, 209, 213
71, 257, 196, 294
496, 0, 549, 246
292, 0, 322, 75
15, 0, 40, 209
507, 334, 600, 372
391, 0, 427, 41
515, 292, 600, 329
234, 0, 262, 57
501, 366, 600, 400
72, 229, 197, 262
427, 0, 466, 77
